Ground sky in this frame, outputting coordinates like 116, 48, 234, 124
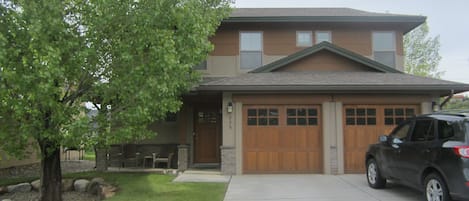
235, 0, 469, 90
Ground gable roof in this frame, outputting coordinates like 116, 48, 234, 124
226, 8, 425, 33
250, 42, 402, 73
196, 72, 469, 96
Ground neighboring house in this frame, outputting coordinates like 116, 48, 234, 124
126, 8, 469, 175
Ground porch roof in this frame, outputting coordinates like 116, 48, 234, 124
196, 72, 469, 96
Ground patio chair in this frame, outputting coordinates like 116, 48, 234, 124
152, 152, 175, 169
121, 143, 140, 168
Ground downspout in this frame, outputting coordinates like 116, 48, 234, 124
439, 89, 455, 109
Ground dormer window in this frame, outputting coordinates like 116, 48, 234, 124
296, 31, 313, 47
240, 32, 263, 69
372, 31, 396, 67
315, 31, 331, 44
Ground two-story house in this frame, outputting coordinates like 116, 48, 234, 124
142, 8, 469, 175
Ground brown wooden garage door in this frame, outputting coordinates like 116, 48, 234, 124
343, 105, 420, 173
243, 105, 322, 173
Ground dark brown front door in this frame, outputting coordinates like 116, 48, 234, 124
194, 106, 221, 163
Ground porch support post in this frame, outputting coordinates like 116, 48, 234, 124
177, 145, 189, 171
221, 92, 236, 175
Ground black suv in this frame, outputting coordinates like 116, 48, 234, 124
365, 111, 469, 201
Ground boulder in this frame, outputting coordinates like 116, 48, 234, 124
62, 179, 74, 192
90, 177, 105, 184
2, 199, 12, 201
0, 186, 8, 194
73, 179, 90, 192
30, 179, 41, 191
86, 180, 101, 195
7, 182, 32, 193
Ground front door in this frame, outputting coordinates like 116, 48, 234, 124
194, 106, 221, 163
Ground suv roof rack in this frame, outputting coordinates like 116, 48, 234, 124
434, 110, 469, 117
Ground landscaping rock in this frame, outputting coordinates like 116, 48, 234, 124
73, 179, 90, 192
86, 180, 101, 195
100, 185, 117, 200
62, 179, 75, 192
2, 199, 12, 201
0, 186, 8, 195
90, 177, 105, 184
7, 183, 32, 193
30, 179, 41, 191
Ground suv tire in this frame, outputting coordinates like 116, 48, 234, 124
366, 158, 386, 188
424, 173, 451, 201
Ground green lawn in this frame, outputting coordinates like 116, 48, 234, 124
83, 150, 96, 161
1, 172, 228, 201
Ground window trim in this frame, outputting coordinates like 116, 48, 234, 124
315, 31, 332, 44
239, 31, 263, 70
296, 31, 313, 47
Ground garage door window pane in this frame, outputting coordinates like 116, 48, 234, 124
308, 118, 318, 125
248, 118, 257, 125
367, 109, 376, 116
308, 109, 317, 116
258, 109, 267, 117
385, 117, 394, 125
357, 117, 366, 125
287, 118, 296, 125
269, 109, 278, 116
395, 108, 404, 115
287, 109, 296, 116
406, 108, 415, 116
248, 109, 257, 116
346, 109, 355, 116
298, 109, 306, 116
346, 117, 355, 125
367, 118, 376, 125
298, 118, 306, 125
385, 109, 393, 116
269, 118, 279, 125
259, 118, 268, 125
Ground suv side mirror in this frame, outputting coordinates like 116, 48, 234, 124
379, 135, 388, 143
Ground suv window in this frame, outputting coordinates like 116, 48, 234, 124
411, 119, 434, 142
438, 120, 467, 142
391, 121, 412, 141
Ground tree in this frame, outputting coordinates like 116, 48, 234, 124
0, 1, 231, 201
404, 22, 443, 78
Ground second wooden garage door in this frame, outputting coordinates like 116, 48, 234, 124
243, 105, 322, 173
343, 105, 420, 173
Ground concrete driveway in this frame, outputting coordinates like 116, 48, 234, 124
224, 174, 422, 201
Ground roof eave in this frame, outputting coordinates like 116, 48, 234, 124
196, 85, 469, 95
224, 16, 426, 23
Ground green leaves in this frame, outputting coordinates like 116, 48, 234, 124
0, 0, 231, 155
404, 22, 443, 78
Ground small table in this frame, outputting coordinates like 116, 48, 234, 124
142, 155, 154, 168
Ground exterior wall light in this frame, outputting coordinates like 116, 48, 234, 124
227, 102, 233, 113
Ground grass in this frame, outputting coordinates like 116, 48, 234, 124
1, 171, 228, 201
83, 150, 96, 161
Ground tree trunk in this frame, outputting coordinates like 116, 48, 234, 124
95, 147, 108, 171
39, 140, 63, 201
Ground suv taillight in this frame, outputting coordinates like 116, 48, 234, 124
453, 146, 469, 158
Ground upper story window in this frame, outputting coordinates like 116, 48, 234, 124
315, 31, 331, 44
240, 32, 262, 70
296, 31, 312, 47
372, 31, 396, 67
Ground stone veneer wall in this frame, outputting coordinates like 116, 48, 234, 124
221, 146, 236, 175
177, 145, 189, 171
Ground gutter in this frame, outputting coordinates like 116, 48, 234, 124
440, 90, 455, 109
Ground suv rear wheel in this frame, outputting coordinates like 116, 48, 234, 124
366, 158, 386, 188
424, 173, 451, 201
